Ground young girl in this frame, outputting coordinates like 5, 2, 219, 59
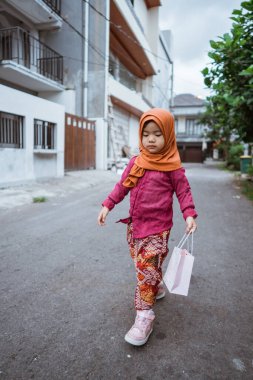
97, 108, 197, 346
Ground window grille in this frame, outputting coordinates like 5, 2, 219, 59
42, 0, 61, 15
186, 119, 202, 136
34, 119, 55, 149
0, 112, 24, 148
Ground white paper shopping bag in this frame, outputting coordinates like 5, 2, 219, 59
163, 233, 195, 296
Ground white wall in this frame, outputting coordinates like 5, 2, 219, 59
133, 1, 159, 56
95, 117, 108, 170
173, 106, 204, 116
109, 76, 150, 113
152, 35, 172, 109
0, 84, 65, 185
134, 0, 148, 34
39, 90, 76, 115
128, 114, 140, 156
177, 116, 186, 133
146, 8, 159, 55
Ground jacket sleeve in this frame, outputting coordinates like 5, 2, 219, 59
171, 167, 198, 220
102, 157, 136, 210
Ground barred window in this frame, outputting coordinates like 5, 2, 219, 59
186, 119, 202, 136
34, 119, 55, 149
0, 112, 24, 148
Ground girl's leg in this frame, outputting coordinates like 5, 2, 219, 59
125, 225, 170, 346
127, 224, 170, 311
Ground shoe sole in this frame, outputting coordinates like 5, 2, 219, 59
156, 291, 166, 300
124, 328, 153, 346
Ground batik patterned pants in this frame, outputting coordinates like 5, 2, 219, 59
127, 223, 170, 310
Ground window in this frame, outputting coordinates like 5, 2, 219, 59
186, 119, 202, 136
0, 112, 24, 148
174, 118, 178, 134
109, 52, 137, 91
34, 119, 55, 149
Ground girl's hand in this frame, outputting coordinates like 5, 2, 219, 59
185, 216, 197, 234
97, 206, 109, 226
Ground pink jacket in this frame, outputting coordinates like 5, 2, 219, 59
102, 156, 198, 238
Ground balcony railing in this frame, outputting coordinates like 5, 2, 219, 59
109, 55, 137, 91
0, 27, 63, 84
42, 0, 61, 15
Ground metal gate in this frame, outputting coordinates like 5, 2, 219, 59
65, 113, 96, 170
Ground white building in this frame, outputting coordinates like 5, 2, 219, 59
0, 85, 64, 183
0, 0, 173, 185
96, 0, 173, 168
172, 93, 208, 163
0, 0, 66, 185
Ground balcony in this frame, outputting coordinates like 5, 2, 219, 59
108, 75, 149, 117
0, 27, 64, 92
42, 0, 61, 15
4, 0, 62, 29
110, 0, 157, 78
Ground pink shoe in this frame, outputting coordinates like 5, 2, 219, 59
156, 281, 166, 300
124, 310, 155, 346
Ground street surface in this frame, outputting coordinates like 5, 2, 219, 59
0, 163, 253, 379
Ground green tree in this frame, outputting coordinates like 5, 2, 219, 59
201, 0, 253, 153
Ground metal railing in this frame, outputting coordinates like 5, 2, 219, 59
42, 0, 61, 15
0, 27, 63, 84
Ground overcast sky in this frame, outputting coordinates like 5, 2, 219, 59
159, 0, 243, 98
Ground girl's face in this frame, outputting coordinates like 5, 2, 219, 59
142, 121, 165, 153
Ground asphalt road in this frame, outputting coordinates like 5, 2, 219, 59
0, 163, 253, 379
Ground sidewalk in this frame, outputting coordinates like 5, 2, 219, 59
0, 170, 119, 209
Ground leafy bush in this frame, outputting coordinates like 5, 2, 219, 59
247, 164, 253, 177
227, 144, 244, 170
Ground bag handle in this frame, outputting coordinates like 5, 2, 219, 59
177, 232, 190, 248
178, 232, 194, 254
187, 232, 194, 255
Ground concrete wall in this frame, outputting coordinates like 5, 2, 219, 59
146, 7, 159, 56
87, 0, 108, 119
0, 84, 65, 184
95, 118, 108, 170
134, 0, 148, 33
40, 0, 84, 116
152, 33, 172, 109
39, 90, 76, 115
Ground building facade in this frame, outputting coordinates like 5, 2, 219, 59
172, 93, 208, 163
0, 0, 66, 184
0, 0, 173, 185
102, 0, 173, 167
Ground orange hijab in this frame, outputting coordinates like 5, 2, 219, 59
123, 108, 181, 188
